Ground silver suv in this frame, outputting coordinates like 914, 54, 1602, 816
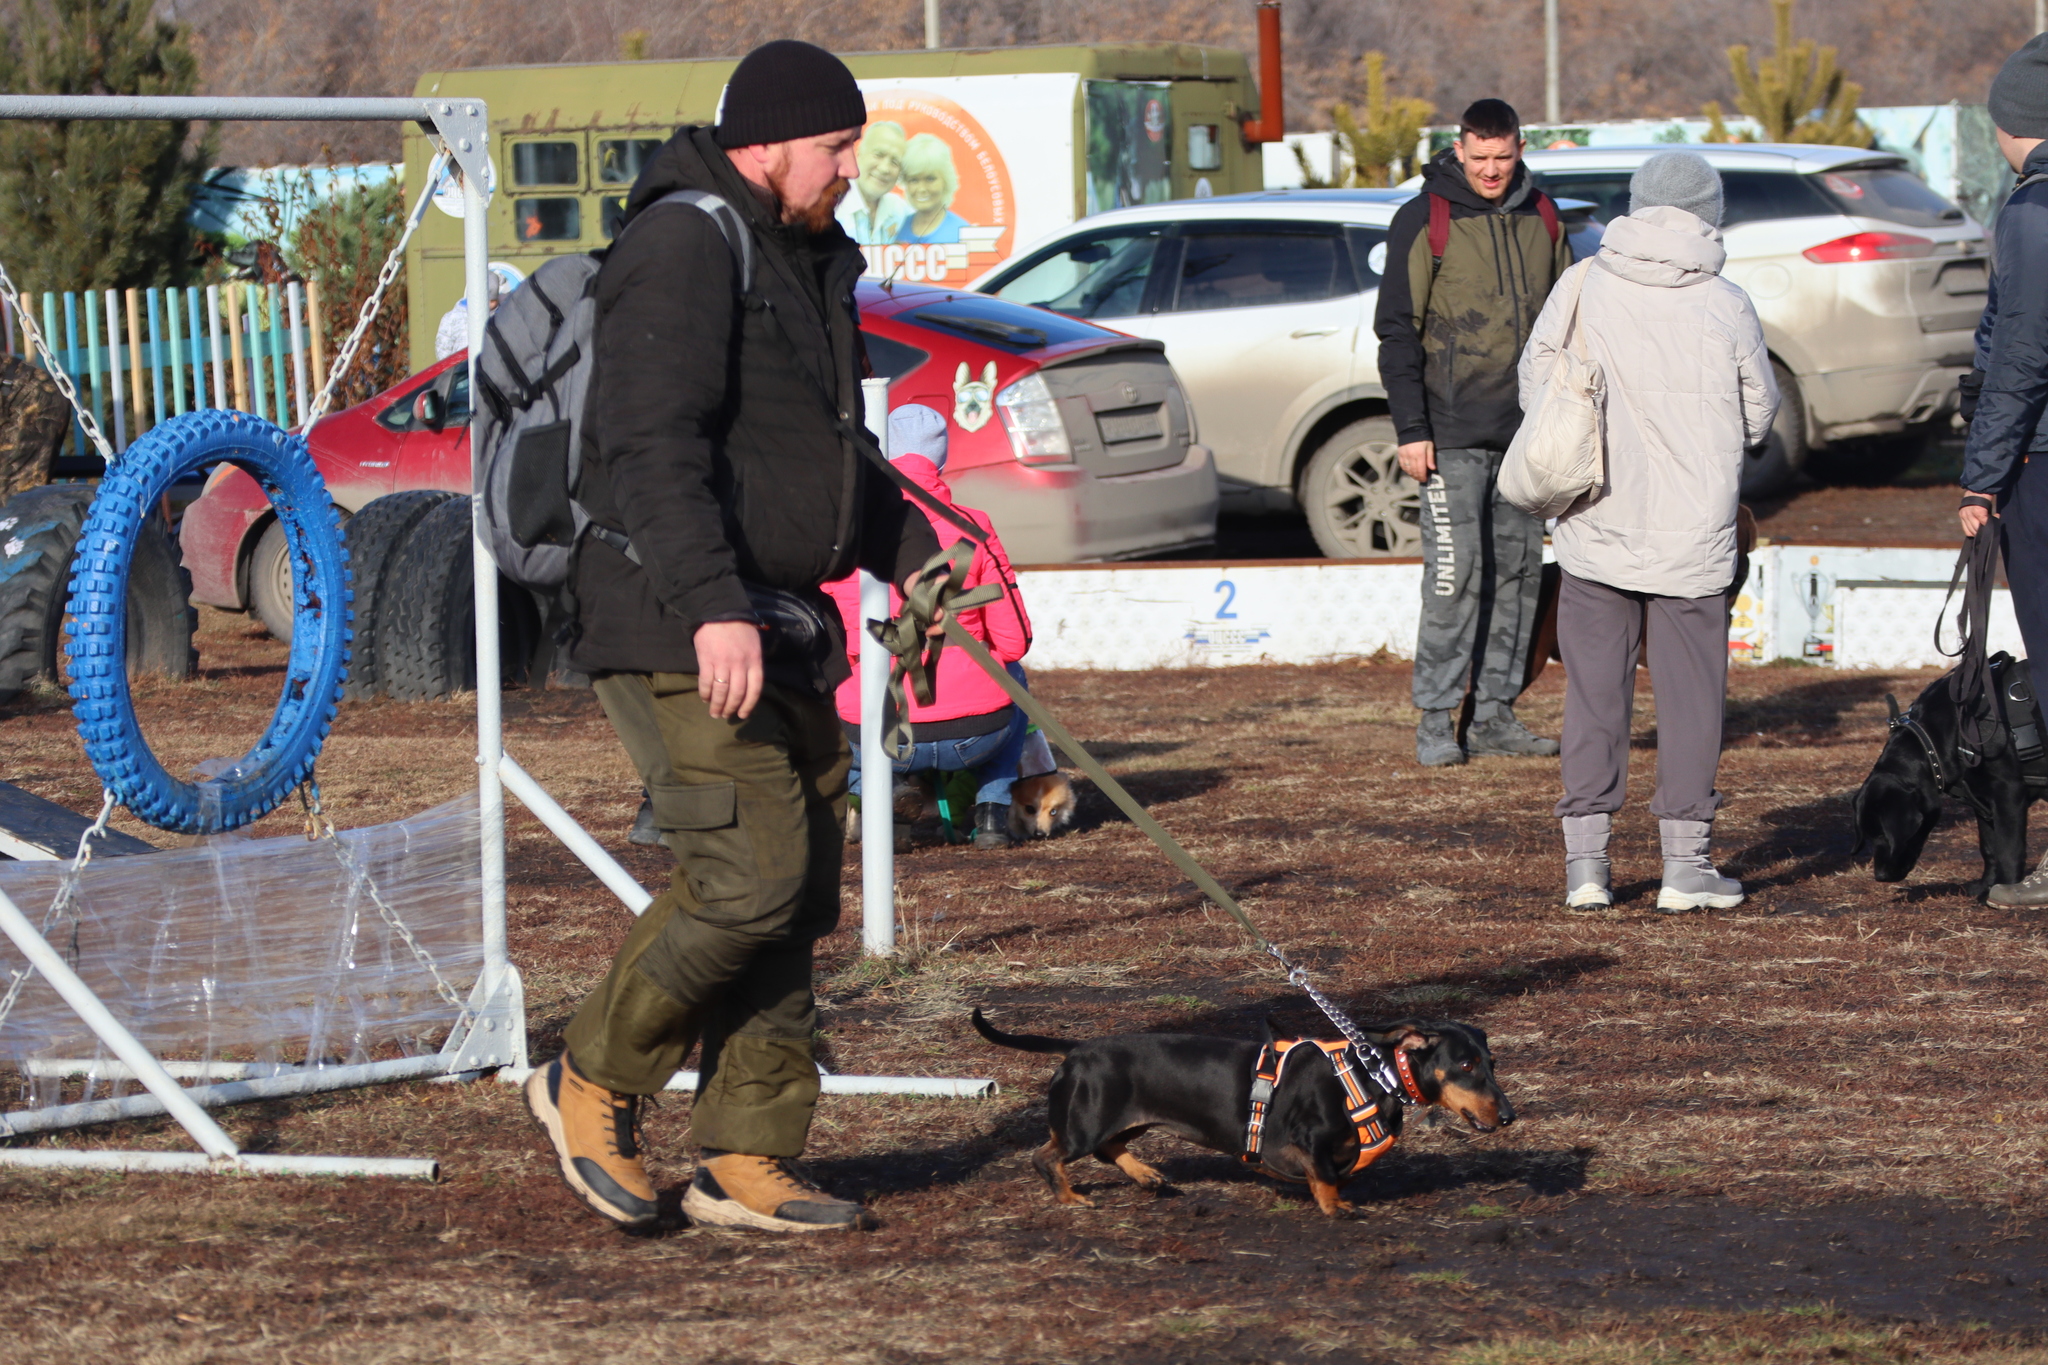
972, 188, 1598, 558
1523, 143, 1987, 493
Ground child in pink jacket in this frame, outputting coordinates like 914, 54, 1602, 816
824, 404, 1032, 848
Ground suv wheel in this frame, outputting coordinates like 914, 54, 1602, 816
1300, 417, 1422, 559
1739, 361, 1807, 500
249, 517, 295, 644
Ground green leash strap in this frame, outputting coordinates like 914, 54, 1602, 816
866, 541, 1001, 761
937, 620, 1411, 1102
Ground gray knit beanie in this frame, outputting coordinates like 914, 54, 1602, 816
1629, 150, 1724, 227
888, 403, 949, 470
1991, 33, 2048, 138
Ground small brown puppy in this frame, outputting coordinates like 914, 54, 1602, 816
1009, 772, 1077, 841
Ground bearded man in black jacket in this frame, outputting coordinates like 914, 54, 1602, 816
523, 40, 940, 1234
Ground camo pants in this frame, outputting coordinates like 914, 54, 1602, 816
1411, 447, 1545, 714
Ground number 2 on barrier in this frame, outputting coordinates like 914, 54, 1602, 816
1214, 579, 1238, 620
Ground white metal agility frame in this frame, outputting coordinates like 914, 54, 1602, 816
0, 93, 987, 1180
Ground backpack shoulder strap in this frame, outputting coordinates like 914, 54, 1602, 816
1427, 193, 1450, 263
622, 188, 756, 294
1534, 190, 1561, 244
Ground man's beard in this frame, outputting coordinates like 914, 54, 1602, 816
770, 169, 850, 234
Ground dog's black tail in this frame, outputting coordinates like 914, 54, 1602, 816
970, 1007, 1079, 1055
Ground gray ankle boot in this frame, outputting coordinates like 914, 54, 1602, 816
1415, 709, 1465, 767
1562, 814, 1611, 908
1657, 818, 1744, 912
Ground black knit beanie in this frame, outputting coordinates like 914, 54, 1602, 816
1991, 33, 2048, 139
713, 41, 867, 148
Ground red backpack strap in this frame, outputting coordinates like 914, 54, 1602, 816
1535, 190, 1561, 244
1428, 192, 1451, 261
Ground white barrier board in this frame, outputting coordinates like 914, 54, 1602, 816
1014, 544, 1991, 673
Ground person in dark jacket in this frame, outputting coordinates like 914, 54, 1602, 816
1373, 98, 1573, 768
1959, 33, 2048, 907
524, 40, 940, 1234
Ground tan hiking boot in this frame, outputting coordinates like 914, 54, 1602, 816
524, 1054, 660, 1229
682, 1153, 872, 1231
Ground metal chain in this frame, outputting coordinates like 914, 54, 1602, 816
1266, 944, 1410, 1104
297, 782, 471, 1027
303, 147, 450, 429
0, 260, 115, 463
0, 790, 117, 1036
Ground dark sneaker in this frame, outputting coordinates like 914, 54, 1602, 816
524, 1055, 660, 1229
682, 1154, 872, 1232
1416, 710, 1465, 767
1466, 714, 1561, 758
628, 796, 662, 847
972, 801, 1013, 850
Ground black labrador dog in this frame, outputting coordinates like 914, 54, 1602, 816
1854, 668, 2043, 898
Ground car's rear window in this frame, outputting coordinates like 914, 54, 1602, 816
900, 294, 1114, 351
1810, 166, 1966, 228
864, 332, 930, 381
1533, 167, 1835, 228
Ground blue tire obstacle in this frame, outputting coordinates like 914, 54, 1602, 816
67, 411, 350, 834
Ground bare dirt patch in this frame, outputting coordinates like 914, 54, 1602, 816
1, 608, 2045, 1362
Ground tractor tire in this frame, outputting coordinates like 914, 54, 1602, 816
340, 489, 459, 701
1300, 416, 1423, 559
376, 495, 543, 702
0, 484, 195, 703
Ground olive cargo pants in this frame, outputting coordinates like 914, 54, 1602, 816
564, 672, 847, 1158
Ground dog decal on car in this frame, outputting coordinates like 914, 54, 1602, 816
953, 360, 998, 432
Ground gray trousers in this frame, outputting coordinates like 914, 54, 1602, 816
1413, 447, 1545, 713
1553, 570, 1727, 822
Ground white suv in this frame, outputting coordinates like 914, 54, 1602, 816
1523, 144, 1987, 492
973, 189, 1598, 557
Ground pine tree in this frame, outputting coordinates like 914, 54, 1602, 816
1293, 52, 1433, 190
0, 0, 216, 292
1702, 0, 1871, 147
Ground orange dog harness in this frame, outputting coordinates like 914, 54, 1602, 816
1241, 1038, 1397, 1176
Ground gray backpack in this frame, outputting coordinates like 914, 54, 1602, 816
473, 189, 753, 589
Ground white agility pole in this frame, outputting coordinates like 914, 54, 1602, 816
859, 376, 896, 955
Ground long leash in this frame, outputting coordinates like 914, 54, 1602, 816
1937, 519, 2002, 767
870, 544, 1410, 1101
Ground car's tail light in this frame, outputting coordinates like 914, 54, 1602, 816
1801, 231, 1934, 263
996, 373, 1073, 464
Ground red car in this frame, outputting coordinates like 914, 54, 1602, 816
184, 280, 1217, 661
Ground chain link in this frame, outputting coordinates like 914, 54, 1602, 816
304, 147, 451, 429
0, 791, 117, 1037
0, 261, 115, 464
1265, 944, 1410, 1104
297, 783, 471, 1028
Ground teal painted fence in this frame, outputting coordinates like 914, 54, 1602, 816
3, 281, 327, 457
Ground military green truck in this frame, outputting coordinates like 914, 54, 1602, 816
403, 42, 1279, 369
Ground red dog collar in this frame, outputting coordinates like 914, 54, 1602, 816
1394, 1046, 1428, 1105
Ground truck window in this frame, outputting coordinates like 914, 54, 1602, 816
516, 197, 582, 242
512, 141, 581, 188
987, 227, 1163, 320
597, 138, 665, 185
602, 195, 628, 240
1168, 224, 1350, 312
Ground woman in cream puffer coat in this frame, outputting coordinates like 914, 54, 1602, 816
1518, 150, 1777, 914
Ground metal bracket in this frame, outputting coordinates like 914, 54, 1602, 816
423, 99, 493, 204
443, 962, 527, 1072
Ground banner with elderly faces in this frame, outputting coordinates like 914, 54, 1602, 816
846, 75, 1081, 284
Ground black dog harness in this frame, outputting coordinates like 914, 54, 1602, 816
1241, 1039, 1412, 1176
1891, 653, 2048, 810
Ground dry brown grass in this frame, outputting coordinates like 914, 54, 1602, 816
0, 609, 2045, 1361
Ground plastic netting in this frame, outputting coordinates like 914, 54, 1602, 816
0, 796, 481, 1109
